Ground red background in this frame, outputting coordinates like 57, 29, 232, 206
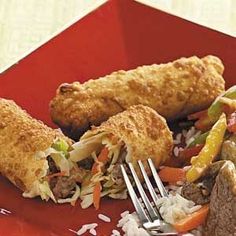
0, 0, 235, 235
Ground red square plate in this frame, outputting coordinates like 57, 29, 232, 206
0, 0, 235, 235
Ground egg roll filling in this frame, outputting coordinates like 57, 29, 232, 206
24, 139, 82, 203
70, 133, 130, 208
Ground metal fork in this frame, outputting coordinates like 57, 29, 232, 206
121, 158, 178, 236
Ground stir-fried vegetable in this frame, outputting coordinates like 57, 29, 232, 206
188, 132, 209, 147
159, 167, 185, 183
173, 205, 209, 232
178, 145, 204, 165
208, 85, 236, 122
186, 113, 227, 182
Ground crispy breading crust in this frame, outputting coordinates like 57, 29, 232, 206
80, 105, 173, 172
50, 55, 225, 139
0, 98, 71, 195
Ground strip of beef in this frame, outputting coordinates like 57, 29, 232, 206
181, 161, 226, 205
50, 176, 76, 199
203, 161, 236, 236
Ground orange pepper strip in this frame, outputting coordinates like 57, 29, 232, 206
93, 182, 101, 210
173, 205, 209, 233
158, 167, 186, 183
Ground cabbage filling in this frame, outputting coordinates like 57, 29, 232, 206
25, 139, 83, 204
70, 133, 129, 208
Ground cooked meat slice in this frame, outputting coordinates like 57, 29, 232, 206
203, 161, 236, 236
181, 161, 226, 205
221, 135, 236, 166
181, 182, 210, 205
77, 157, 94, 170
50, 176, 76, 199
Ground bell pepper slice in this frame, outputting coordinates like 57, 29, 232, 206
208, 85, 236, 122
186, 113, 227, 182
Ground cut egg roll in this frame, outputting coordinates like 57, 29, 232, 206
50, 55, 225, 139
69, 105, 173, 209
0, 98, 83, 203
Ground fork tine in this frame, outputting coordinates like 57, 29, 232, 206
128, 163, 161, 221
120, 165, 150, 223
138, 160, 160, 209
148, 159, 168, 198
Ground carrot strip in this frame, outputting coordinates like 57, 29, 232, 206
93, 182, 101, 210
97, 147, 109, 164
173, 205, 209, 232
158, 167, 185, 183
47, 171, 66, 180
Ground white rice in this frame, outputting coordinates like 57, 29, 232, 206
98, 213, 111, 222
70, 223, 98, 235
112, 229, 121, 236
89, 228, 97, 235
156, 193, 201, 224
173, 133, 182, 144
0, 208, 11, 215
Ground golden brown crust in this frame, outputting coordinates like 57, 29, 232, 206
81, 105, 173, 170
0, 98, 70, 194
50, 55, 225, 139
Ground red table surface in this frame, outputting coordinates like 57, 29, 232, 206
0, 0, 235, 235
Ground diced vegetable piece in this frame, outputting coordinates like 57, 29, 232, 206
208, 85, 236, 122
228, 112, 236, 133
186, 113, 227, 182
158, 167, 186, 183
173, 205, 209, 232
93, 182, 101, 210
188, 132, 209, 147
178, 145, 204, 165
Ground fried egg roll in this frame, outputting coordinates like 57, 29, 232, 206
69, 105, 173, 208
0, 99, 82, 203
50, 55, 225, 139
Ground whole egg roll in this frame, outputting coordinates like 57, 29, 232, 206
50, 55, 225, 139
69, 105, 173, 208
0, 98, 82, 203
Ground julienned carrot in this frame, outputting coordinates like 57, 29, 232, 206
91, 147, 109, 175
97, 147, 109, 164
173, 205, 209, 232
47, 171, 66, 180
93, 182, 101, 210
158, 167, 185, 183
